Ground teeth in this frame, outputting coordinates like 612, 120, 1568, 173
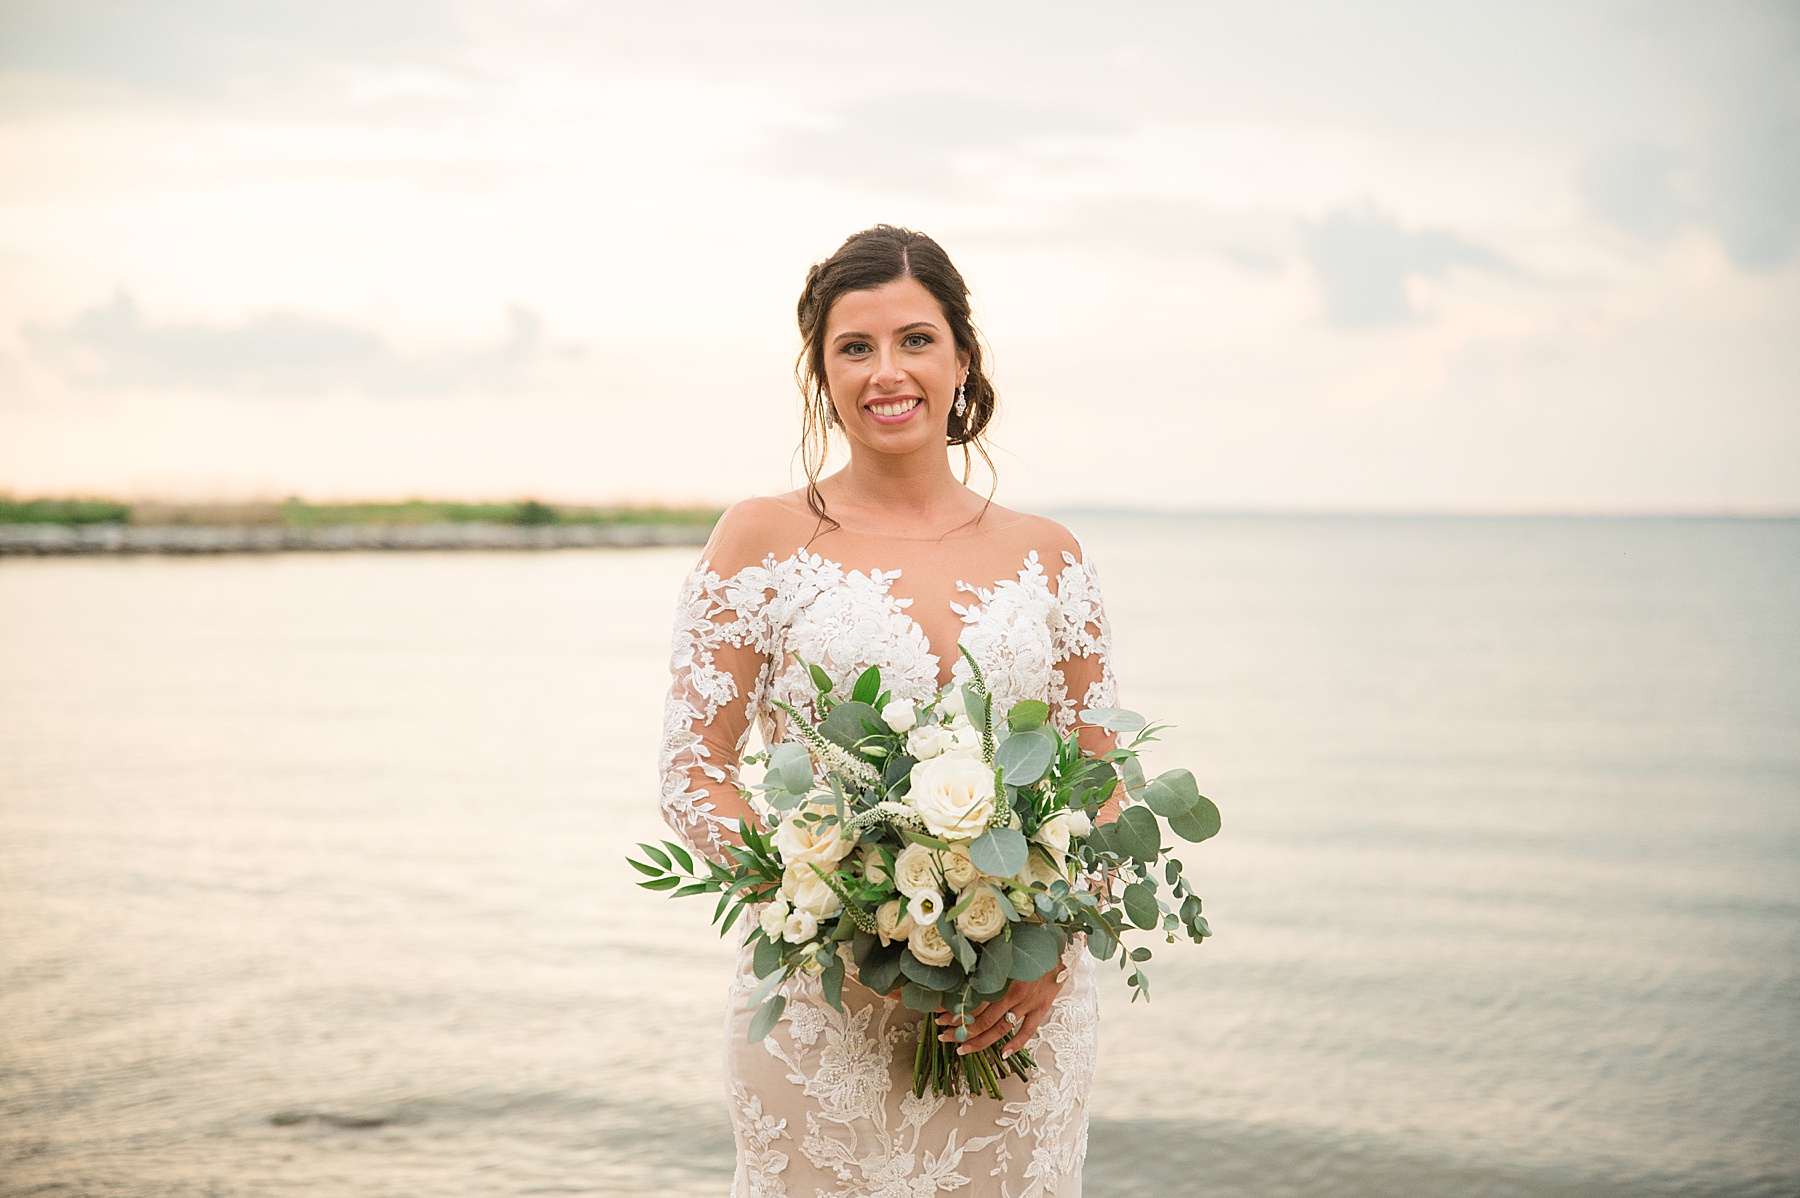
869, 398, 919, 417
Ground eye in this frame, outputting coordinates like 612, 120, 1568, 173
839, 340, 872, 357
902, 332, 932, 349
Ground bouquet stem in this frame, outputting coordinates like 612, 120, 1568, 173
910, 1021, 1036, 1100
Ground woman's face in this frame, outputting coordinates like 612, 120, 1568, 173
821, 276, 970, 459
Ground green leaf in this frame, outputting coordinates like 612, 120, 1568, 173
1143, 769, 1201, 817
626, 857, 667, 878
851, 665, 881, 706
859, 941, 906, 994
1070, 758, 1118, 808
638, 875, 681, 891
1108, 805, 1162, 862
1086, 923, 1119, 961
821, 701, 883, 750
1080, 707, 1146, 733
1129, 946, 1153, 962
636, 842, 672, 870
665, 843, 694, 873
1121, 755, 1147, 798
883, 751, 917, 790
972, 937, 1013, 995
961, 683, 990, 736
1005, 699, 1051, 732
1007, 923, 1064, 982
994, 729, 1056, 787
901, 982, 944, 1014
1123, 881, 1159, 929
671, 882, 714, 899
752, 934, 782, 979
1167, 794, 1222, 843
821, 957, 844, 1011
807, 661, 833, 694
969, 827, 1029, 877
769, 742, 815, 795
900, 950, 966, 992
748, 994, 787, 1042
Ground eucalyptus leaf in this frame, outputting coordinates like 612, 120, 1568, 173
1121, 755, 1147, 798
969, 827, 1029, 878
1087, 923, 1119, 961
1123, 881, 1159, 929
1167, 794, 1223, 843
769, 742, 815, 795
1080, 706, 1146, 733
1108, 805, 1163, 862
1007, 922, 1064, 982
901, 982, 945, 1014
961, 683, 990, 736
1143, 768, 1201, 817
1005, 699, 1051, 732
747, 995, 786, 1042
972, 937, 1013, 994
752, 934, 782, 979
820, 957, 844, 1011
859, 942, 906, 994
821, 701, 883, 751
994, 729, 1055, 786
883, 752, 917, 790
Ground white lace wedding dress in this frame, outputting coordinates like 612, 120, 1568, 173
658, 506, 1119, 1198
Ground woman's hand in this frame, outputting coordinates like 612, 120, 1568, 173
935, 971, 1066, 1056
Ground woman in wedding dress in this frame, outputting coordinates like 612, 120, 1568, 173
658, 225, 1124, 1197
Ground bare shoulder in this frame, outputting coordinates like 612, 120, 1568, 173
699, 494, 818, 576
999, 509, 1086, 566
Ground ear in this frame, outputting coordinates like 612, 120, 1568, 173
957, 348, 971, 380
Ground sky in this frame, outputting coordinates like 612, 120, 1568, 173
0, 0, 1796, 512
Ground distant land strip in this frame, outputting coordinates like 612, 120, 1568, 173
0, 497, 720, 556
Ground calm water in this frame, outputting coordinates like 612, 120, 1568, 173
1, 516, 1796, 1197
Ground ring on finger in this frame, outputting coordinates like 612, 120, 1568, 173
1004, 1010, 1020, 1027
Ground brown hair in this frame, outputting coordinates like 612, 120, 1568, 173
795, 224, 998, 529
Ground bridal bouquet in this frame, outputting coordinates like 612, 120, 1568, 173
630, 649, 1220, 1099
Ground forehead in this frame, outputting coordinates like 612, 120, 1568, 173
825, 276, 949, 335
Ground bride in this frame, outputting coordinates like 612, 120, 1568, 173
659, 225, 1125, 1197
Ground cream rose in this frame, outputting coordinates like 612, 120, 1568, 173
772, 803, 857, 869
1013, 848, 1065, 890
881, 700, 916, 733
876, 899, 915, 946
936, 684, 969, 727
1033, 811, 1085, 855
782, 865, 843, 919
953, 884, 1009, 942
906, 723, 953, 761
938, 842, 980, 890
906, 752, 995, 840
782, 909, 818, 943
907, 920, 954, 968
948, 724, 983, 754
892, 842, 941, 898
758, 897, 790, 940
861, 844, 889, 885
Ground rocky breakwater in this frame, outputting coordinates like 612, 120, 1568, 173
0, 521, 712, 556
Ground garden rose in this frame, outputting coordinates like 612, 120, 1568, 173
876, 899, 914, 946
908, 920, 954, 967
907, 752, 995, 840
892, 842, 941, 897
938, 842, 980, 890
772, 802, 856, 869
906, 723, 954, 761
782, 865, 843, 919
881, 701, 916, 733
953, 884, 1008, 942
861, 844, 889, 885
759, 897, 790, 940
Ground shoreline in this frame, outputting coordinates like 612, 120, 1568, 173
0, 521, 713, 556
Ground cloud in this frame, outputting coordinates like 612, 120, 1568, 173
0, 0, 454, 95
1301, 206, 1505, 328
24, 293, 557, 396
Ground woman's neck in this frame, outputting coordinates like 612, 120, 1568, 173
822, 447, 981, 534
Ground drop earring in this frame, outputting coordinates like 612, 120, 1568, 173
954, 381, 968, 419
821, 397, 837, 426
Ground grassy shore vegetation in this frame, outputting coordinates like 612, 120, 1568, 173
0, 495, 721, 529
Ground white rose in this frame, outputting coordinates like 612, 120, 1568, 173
936, 684, 969, 727
908, 920, 955, 968
954, 884, 1009, 943
758, 897, 790, 940
782, 865, 843, 919
860, 844, 889, 885
906, 752, 996, 840
1065, 810, 1093, 838
938, 842, 980, 890
906, 723, 954, 761
881, 700, 916, 733
907, 889, 945, 927
1013, 848, 1065, 890
949, 724, 983, 754
772, 803, 857, 869
782, 909, 818, 943
876, 899, 915, 946
892, 842, 941, 898
1033, 811, 1076, 855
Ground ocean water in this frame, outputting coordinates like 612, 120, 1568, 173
0, 516, 1795, 1197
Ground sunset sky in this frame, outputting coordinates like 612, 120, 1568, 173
1, 0, 1795, 512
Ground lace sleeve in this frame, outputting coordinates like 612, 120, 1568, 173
1048, 549, 1119, 738
658, 562, 771, 864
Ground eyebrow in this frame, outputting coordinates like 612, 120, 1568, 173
832, 321, 941, 343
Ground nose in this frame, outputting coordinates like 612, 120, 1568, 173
872, 346, 905, 387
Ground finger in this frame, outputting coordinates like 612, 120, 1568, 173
1003, 1006, 1047, 1057
940, 1001, 1004, 1046
936, 1000, 988, 1029
960, 1003, 1031, 1054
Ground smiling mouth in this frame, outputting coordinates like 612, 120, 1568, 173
867, 397, 921, 417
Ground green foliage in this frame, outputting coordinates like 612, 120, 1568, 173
0, 497, 131, 524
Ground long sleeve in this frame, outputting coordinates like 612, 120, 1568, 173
657, 563, 770, 864
1049, 549, 1119, 736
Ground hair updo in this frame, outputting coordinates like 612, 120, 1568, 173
795, 224, 998, 528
